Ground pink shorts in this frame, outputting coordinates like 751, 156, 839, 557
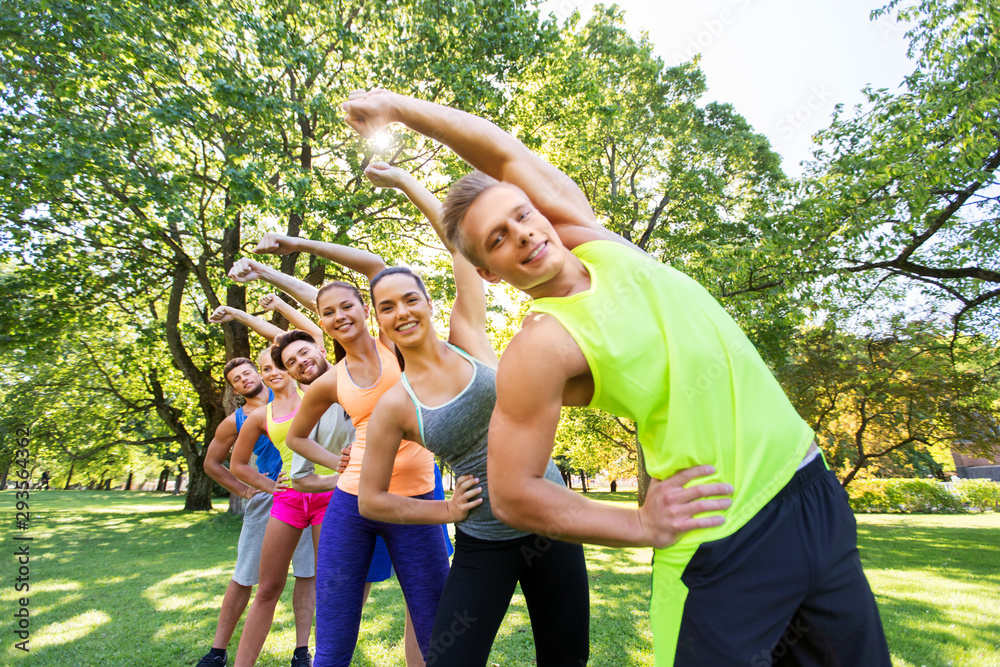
271, 488, 332, 529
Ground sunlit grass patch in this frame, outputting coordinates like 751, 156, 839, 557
0, 489, 996, 665
32, 610, 111, 650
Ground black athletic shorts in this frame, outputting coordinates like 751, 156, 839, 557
665, 455, 892, 666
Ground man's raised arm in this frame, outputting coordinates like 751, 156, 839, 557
343, 90, 603, 236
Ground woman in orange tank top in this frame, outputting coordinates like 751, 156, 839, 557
279, 167, 456, 667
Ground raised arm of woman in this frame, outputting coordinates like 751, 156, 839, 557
364, 161, 494, 364
258, 293, 324, 343
253, 232, 387, 283
209, 305, 284, 342
228, 257, 321, 313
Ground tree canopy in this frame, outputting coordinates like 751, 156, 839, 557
1, 0, 998, 505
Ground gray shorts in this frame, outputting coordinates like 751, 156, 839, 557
232, 493, 315, 586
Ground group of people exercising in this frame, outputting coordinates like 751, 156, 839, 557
197, 89, 891, 667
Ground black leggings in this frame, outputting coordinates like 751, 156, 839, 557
426, 528, 590, 667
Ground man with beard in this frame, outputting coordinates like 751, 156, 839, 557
198, 355, 316, 667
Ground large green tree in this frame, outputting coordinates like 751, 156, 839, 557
783, 0, 1000, 336
0, 0, 548, 509
777, 320, 1000, 486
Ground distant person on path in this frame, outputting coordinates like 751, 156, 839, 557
343, 89, 892, 666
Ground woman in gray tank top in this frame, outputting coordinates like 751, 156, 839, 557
357, 165, 590, 667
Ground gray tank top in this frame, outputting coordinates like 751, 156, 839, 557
400, 344, 563, 541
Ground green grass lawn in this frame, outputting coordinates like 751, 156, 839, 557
0, 489, 997, 666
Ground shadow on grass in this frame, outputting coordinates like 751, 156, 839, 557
877, 593, 1000, 665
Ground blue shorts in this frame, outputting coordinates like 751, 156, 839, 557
367, 536, 392, 582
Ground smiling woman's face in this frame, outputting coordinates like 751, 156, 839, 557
373, 272, 434, 347
317, 285, 368, 343
258, 348, 290, 391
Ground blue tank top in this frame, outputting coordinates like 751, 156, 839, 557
234, 388, 283, 481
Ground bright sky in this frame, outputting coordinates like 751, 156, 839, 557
537, 0, 915, 176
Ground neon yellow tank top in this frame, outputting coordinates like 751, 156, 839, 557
528, 240, 814, 547
266, 388, 334, 476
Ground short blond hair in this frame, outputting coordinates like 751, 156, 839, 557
441, 171, 501, 266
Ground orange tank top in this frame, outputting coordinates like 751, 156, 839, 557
335, 338, 434, 496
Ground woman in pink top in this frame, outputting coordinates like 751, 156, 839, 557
230, 347, 329, 667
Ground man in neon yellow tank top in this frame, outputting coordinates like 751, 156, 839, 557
344, 89, 891, 666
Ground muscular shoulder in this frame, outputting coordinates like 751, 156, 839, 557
498, 313, 593, 408
242, 407, 266, 429
214, 413, 238, 440
512, 312, 590, 377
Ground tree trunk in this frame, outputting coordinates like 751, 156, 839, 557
229, 494, 248, 516
610, 480, 617, 493
157, 468, 170, 492
159, 265, 225, 511
579, 469, 588, 493
173, 470, 184, 495
184, 463, 214, 511
0, 458, 10, 489
636, 438, 651, 506
65, 461, 75, 490
841, 457, 867, 488
125, 472, 133, 491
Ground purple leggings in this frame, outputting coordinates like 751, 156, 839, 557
314, 488, 450, 667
